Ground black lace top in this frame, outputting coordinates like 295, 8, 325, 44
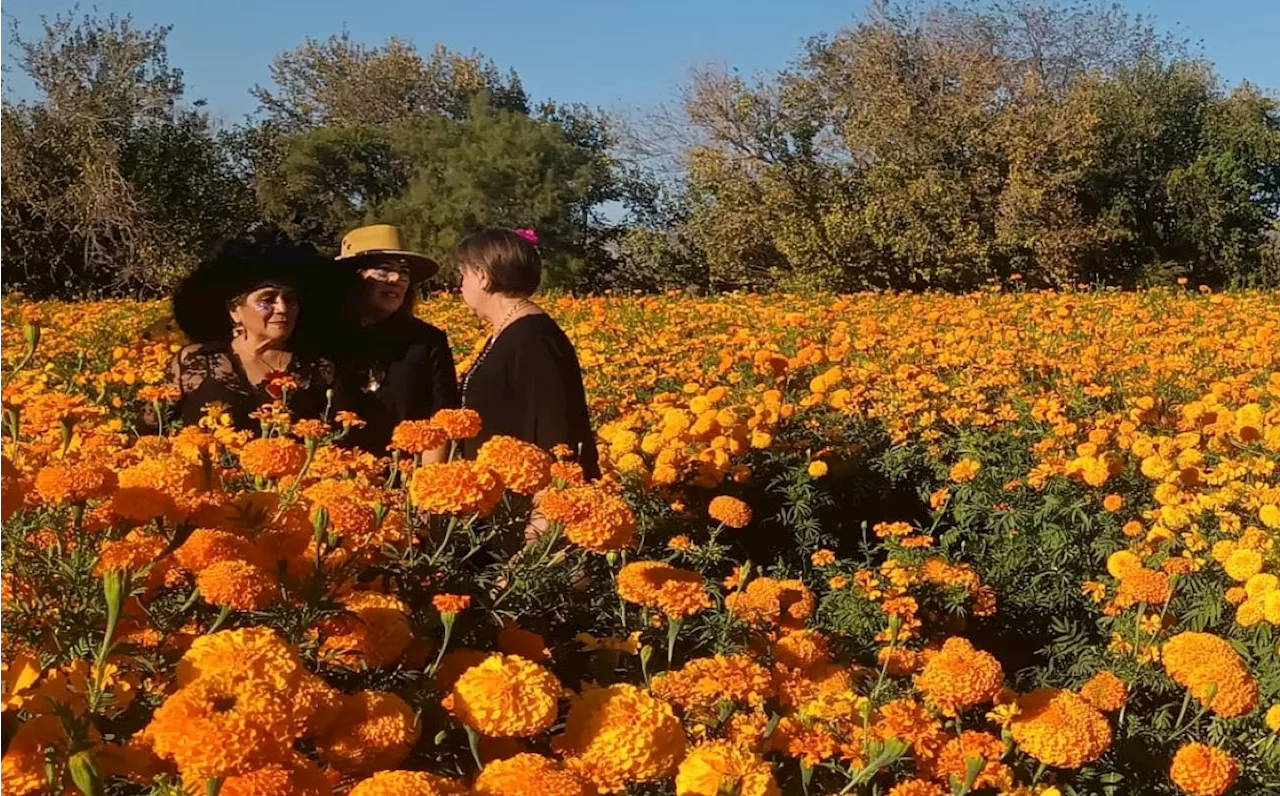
150, 340, 340, 432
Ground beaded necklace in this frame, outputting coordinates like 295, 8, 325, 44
461, 299, 531, 407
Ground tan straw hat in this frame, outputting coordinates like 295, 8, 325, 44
337, 224, 439, 280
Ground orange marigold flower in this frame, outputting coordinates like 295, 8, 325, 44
708, 495, 752, 528
1, 715, 73, 795
1161, 632, 1259, 718
390, 419, 449, 455
949, 458, 980, 482
1079, 671, 1128, 713
33, 461, 116, 506
925, 730, 1012, 791
114, 455, 203, 522
239, 437, 307, 479
334, 410, 366, 429
1103, 494, 1124, 512
478, 436, 553, 495
810, 549, 836, 567
541, 486, 636, 553
196, 559, 278, 612
410, 460, 504, 516
349, 770, 466, 796
176, 627, 303, 690
432, 593, 472, 615
146, 672, 295, 780
668, 535, 693, 551
550, 460, 586, 485
772, 630, 832, 673
553, 683, 685, 793
435, 648, 490, 692
874, 699, 946, 762
650, 654, 776, 714
1115, 567, 1172, 608
1169, 742, 1238, 796
219, 754, 331, 796
616, 561, 712, 618
175, 528, 261, 571
914, 637, 1003, 716
320, 591, 413, 668
474, 753, 592, 796
724, 578, 816, 630
1106, 550, 1142, 579
807, 460, 828, 478
675, 740, 779, 796
1009, 688, 1112, 769
878, 646, 919, 677
96, 529, 167, 576
315, 690, 421, 775
886, 781, 946, 796
432, 408, 483, 440
447, 654, 562, 738
304, 479, 377, 538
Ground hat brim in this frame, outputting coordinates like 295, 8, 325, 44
338, 249, 439, 280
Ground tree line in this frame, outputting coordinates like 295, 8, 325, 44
4, 1, 1279, 299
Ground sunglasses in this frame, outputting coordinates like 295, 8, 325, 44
361, 261, 414, 284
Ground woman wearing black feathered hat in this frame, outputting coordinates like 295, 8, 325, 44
147, 223, 348, 433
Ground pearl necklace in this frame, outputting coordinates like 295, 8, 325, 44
461, 299, 531, 406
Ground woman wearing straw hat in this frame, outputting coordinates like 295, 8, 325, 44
331, 224, 460, 455
151, 223, 344, 433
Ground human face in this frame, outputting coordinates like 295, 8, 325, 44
229, 285, 299, 344
459, 265, 490, 317
359, 259, 413, 320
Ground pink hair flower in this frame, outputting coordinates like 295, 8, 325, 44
514, 228, 539, 245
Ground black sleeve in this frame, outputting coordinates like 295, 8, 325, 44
510, 329, 574, 452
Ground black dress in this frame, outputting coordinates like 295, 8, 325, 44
460, 314, 600, 479
335, 316, 460, 452
154, 340, 339, 432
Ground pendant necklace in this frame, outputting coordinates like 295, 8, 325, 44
461, 299, 530, 407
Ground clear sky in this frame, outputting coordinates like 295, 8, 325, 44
3, 0, 1277, 126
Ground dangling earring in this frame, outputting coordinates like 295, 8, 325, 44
232, 320, 245, 338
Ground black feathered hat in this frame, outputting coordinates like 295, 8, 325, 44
172, 223, 342, 345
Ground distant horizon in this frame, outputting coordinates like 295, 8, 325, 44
3, 0, 1278, 129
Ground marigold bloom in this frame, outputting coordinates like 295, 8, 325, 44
176, 627, 303, 690
1115, 567, 1172, 608
1223, 548, 1263, 582
553, 683, 685, 793
949, 458, 980, 482
1106, 550, 1142, 579
1265, 703, 1280, 732
1103, 494, 1124, 512
33, 461, 116, 505
0, 715, 72, 795
810, 548, 836, 567
807, 460, 829, 478
390, 419, 449, 454
447, 654, 562, 737
1078, 670, 1128, 713
1169, 743, 1238, 796
146, 672, 295, 780
1009, 688, 1111, 769
114, 455, 203, 521
925, 731, 1011, 791
196, 559, 278, 612
675, 741, 779, 796
708, 495, 752, 528
219, 754, 332, 796
320, 591, 413, 668
478, 436, 554, 495
474, 753, 592, 796
886, 781, 946, 796
432, 408, 483, 440
914, 637, 1003, 716
239, 437, 307, 480
95, 529, 168, 579
304, 479, 377, 538
175, 528, 260, 571
651, 654, 775, 714
771, 630, 832, 672
1161, 632, 1259, 718
432, 593, 472, 615
542, 486, 636, 552
724, 577, 815, 629
349, 770, 466, 796
410, 460, 504, 516
616, 561, 712, 618
316, 690, 421, 775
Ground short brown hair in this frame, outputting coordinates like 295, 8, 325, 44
454, 228, 541, 297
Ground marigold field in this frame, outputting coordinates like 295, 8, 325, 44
2, 288, 1279, 796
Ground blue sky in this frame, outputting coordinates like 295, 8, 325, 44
3, 0, 1277, 125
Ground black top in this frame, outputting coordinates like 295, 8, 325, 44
155, 340, 339, 432
335, 316, 460, 452
460, 314, 600, 479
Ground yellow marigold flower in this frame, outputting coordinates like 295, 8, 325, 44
949, 458, 980, 482
807, 460, 829, 478
810, 549, 836, 567
319, 591, 412, 668
433, 593, 472, 615
473, 753, 592, 796
708, 495, 752, 528
146, 672, 295, 780
478, 435, 553, 495
1078, 671, 1128, 713
651, 654, 775, 714
1265, 591, 1280, 624
432, 408, 483, 440
1260, 504, 1280, 529
1162, 632, 1259, 718
1265, 704, 1280, 733
553, 683, 685, 793
410, 460, 504, 517
724, 577, 815, 630
446, 654, 561, 738
316, 690, 421, 775
196, 559, 277, 612
239, 437, 307, 479
1115, 567, 1172, 608
1245, 573, 1278, 597
1223, 548, 1263, 582
33, 461, 116, 506
349, 770, 467, 796
176, 627, 303, 690
675, 740, 779, 796
616, 561, 712, 618
390, 419, 449, 454
914, 637, 1003, 716
1169, 742, 1238, 796
1009, 688, 1111, 769
1106, 550, 1142, 579
1081, 581, 1107, 603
